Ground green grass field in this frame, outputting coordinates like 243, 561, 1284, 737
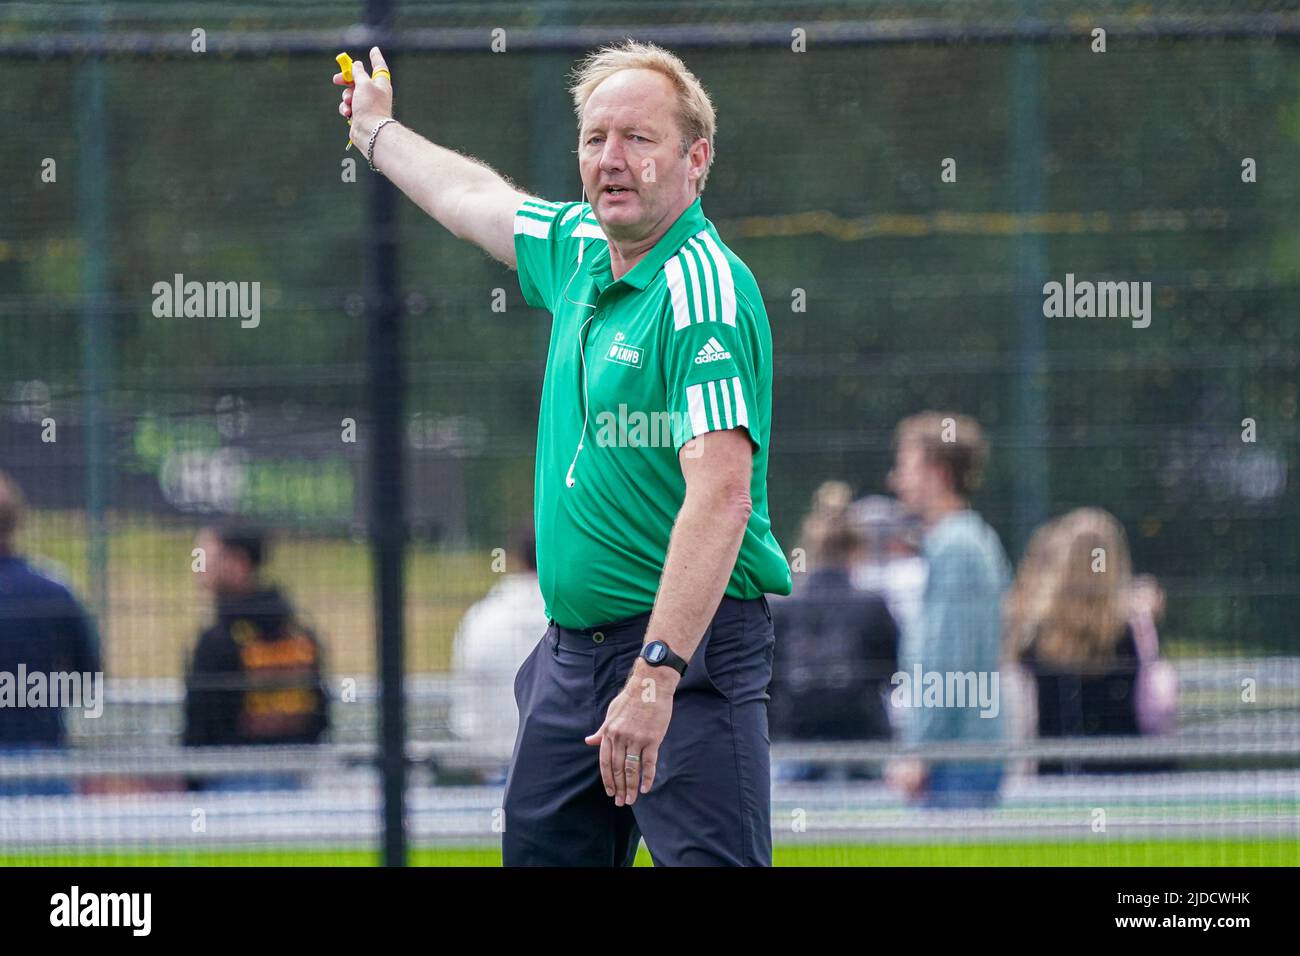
3, 840, 1297, 867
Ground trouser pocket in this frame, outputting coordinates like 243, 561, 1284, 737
513, 625, 554, 707
688, 599, 773, 705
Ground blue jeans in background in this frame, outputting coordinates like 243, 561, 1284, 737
923, 764, 1003, 809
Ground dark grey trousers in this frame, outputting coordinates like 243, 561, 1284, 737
502, 596, 775, 867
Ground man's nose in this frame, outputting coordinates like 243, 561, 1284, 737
598, 140, 627, 171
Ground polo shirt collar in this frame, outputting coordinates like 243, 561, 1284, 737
586, 197, 707, 292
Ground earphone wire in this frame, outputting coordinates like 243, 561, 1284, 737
562, 185, 597, 487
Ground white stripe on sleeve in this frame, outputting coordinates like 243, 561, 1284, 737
686, 384, 709, 436
665, 257, 691, 331
698, 232, 736, 327
689, 238, 717, 325
731, 376, 749, 429
683, 250, 705, 325
514, 213, 553, 239
523, 198, 562, 214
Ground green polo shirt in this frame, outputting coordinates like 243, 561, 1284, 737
513, 195, 792, 628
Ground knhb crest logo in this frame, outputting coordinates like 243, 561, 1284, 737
606, 331, 643, 368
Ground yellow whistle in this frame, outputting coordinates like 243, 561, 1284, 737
337, 53, 354, 148
336, 52, 354, 83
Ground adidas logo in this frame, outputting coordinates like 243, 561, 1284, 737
693, 337, 732, 365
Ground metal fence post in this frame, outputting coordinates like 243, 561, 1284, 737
363, 0, 407, 868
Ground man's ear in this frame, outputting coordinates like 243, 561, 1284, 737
689, 137, 710, 175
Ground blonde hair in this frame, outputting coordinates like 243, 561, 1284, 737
568, 40, 717, 194
1004, 508, 1133, 667
799, 480, 861, 569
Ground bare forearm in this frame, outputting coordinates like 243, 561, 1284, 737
634, 488, 751, 691
368, 122, 524, 265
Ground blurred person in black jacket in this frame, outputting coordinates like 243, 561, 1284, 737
1004, 508, 1173, 775
183, 525, 329, 789
769, 482, 899, 780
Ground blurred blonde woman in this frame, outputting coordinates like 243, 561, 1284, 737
1005, 508, 1174, 774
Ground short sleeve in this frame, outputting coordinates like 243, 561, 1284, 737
661, 242, 766, 452
512, 198, 605, 311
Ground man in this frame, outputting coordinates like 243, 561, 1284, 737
183, 526, 329, 766
885, 413, 1010, 808
0, 472, 101, 783
448, 523, 547, 770
335, 40, 791, 865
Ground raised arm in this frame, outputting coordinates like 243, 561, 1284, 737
336, 47, 528, 268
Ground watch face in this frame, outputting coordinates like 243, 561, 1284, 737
645, 642, 667, 664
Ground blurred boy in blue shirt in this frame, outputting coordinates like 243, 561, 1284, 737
886, 414, 1010, 808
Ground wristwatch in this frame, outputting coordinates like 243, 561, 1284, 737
638, 640, 688, 676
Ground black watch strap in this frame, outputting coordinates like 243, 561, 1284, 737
639, 640, 688, 676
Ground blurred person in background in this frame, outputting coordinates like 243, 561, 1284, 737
0, 471, 102, 796
848, 493, 926, 674
449, 523, 547, 782
1004, 508, 1176, 775
769, 482, 899, 781
885, 413, 1010, 808
183, 525, 329, 791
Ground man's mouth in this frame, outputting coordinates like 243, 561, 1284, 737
603, 185, 633, 196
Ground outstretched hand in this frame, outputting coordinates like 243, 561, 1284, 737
333, 46, 394, 150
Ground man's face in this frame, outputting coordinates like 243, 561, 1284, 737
888, 439, 939, 517
195, 530, 251, 596
578, 69, 704, 240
